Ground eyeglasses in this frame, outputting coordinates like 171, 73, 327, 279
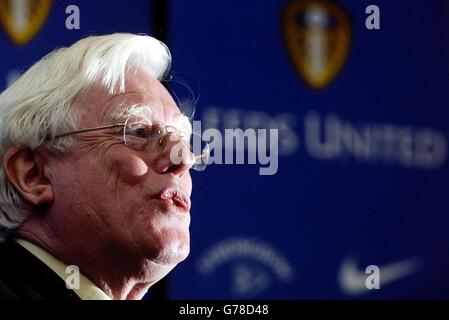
52, 117, 210, 171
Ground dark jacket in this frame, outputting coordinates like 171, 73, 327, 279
0, 240, 80, 300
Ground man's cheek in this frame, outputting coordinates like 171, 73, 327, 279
112, 152, 149, 185
181, 172, 193, 196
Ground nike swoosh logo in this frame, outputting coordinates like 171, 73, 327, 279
338, 255, 424, 295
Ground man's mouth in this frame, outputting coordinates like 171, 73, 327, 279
158, 188, 191, 212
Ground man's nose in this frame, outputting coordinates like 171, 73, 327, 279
152, 135, 194, 175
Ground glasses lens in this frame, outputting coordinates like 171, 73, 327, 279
189, 132, 210, 171
123, 121, 165, 148
123, 120, 210, 172
189, 133, 210, 171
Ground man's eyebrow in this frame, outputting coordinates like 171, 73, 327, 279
108, 104, 192, 134
174, 113, 193, 136
108, 104, 154, 122
100, 91, 139, 122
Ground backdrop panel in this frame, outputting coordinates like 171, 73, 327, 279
168, 0, 449, 299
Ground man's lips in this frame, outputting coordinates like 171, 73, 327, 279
157, 187, 191, 212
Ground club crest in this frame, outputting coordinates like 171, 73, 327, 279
0, 0, 52, 45
283, 0, 351, 90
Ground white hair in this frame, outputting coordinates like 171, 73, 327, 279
0, 33, 172, 241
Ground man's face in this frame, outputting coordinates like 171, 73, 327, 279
48, 70, 193, 272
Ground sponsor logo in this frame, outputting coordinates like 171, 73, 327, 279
197, 237, 295, 298
0, 0, 52, 45
200, 107, 448, 170
283, 0, 351, 90
338, 255, 423, 295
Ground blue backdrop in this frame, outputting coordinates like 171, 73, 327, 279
0, 0, 448, 299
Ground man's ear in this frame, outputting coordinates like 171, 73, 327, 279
3, 147, 54, 206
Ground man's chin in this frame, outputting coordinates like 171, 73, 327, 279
156, 248, 190, 266
143, 242, 190, 267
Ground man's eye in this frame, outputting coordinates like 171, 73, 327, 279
128, 123, 165, 140
127, 125, 149, 139
134, 127, 147, 138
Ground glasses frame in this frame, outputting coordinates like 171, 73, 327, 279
54, 124, 125, 139
51, 118, 210, 171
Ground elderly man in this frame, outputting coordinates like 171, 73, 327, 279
0, 33, 204, 300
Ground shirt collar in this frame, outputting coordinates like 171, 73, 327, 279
15, 238, 112, 300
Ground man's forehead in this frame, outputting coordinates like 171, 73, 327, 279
98, 96, 183, 128
80, 70, 180, 125
110, 103, 188, 125
102, 87, 178, 121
